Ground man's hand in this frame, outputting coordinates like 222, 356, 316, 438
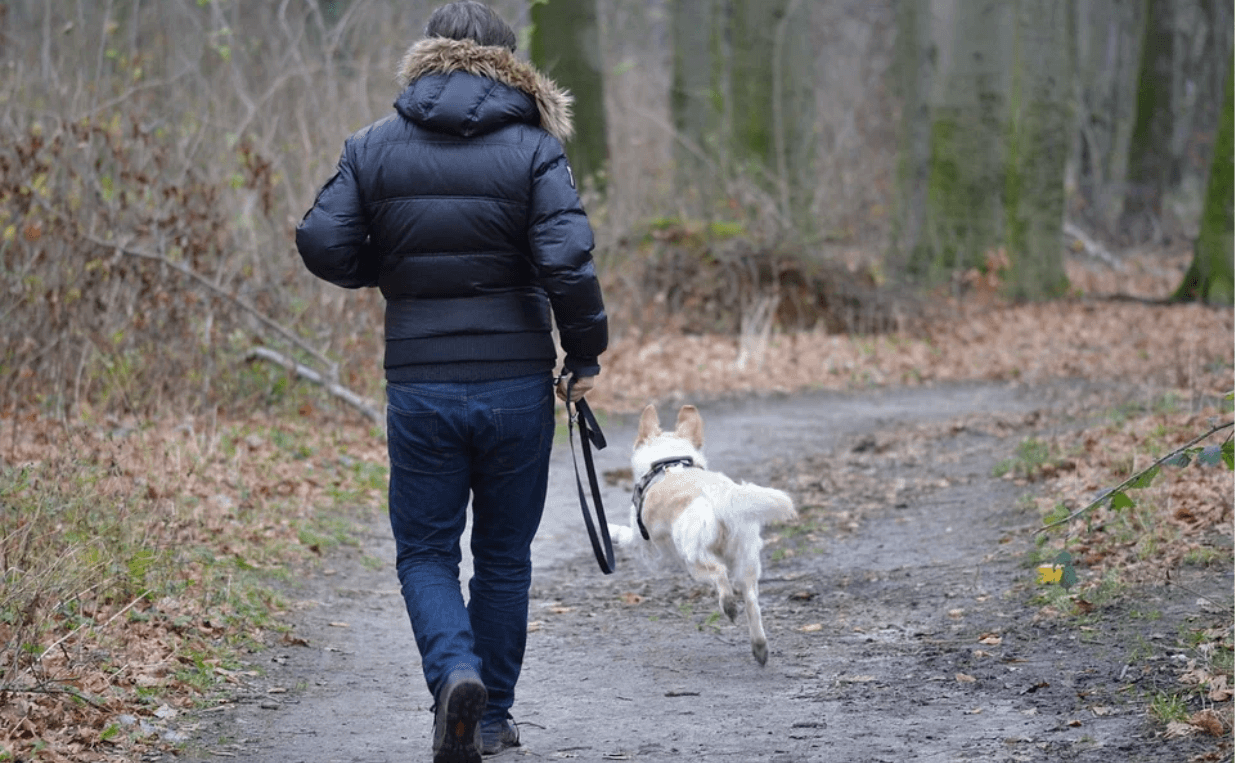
555, 373, 596, 403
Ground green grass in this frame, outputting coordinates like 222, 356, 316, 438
1148, 690, 1190, 724
993, 437, 1057, 480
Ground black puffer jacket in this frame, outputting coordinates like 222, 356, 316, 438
296, 38, 607, 382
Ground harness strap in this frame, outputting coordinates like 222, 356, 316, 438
564, 376, 614, 574
631, 456, 699, 541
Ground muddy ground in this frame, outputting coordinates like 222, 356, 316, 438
175, 381, 1232, 763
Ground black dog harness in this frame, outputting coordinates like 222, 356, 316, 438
631, 456, 701, 540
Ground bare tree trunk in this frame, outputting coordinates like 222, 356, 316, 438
891, 0, 1070, 298
530, 0, 609, 190
889, 0, 936, 276
1004, 0, 1073, 300
669, 0, 728, 212
1173, 59, 1234, 305
1069, 0, 1145, 237
908, 0, 1013, 279
1123, 0, 1234, 243
728, 0, 814, 229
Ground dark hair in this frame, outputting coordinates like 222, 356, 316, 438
425, 1, 517, 52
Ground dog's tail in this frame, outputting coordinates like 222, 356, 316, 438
717, 483, 797, 526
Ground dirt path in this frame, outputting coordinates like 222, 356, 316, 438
178, 382, 1230, 763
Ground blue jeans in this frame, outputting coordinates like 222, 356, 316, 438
385, 374, 554, 724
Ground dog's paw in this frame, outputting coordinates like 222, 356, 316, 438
608, 523, 634, 546
751, 639, 768, 666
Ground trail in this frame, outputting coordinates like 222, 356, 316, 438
180, 382, 1228, 763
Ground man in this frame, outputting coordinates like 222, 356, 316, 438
295, 3, 607, 761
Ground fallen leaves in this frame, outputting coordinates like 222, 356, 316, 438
1180, 663, 1234, 702
0, 412, 390, 762
589, 295, 1232, 417
1166, 709, 1229, 738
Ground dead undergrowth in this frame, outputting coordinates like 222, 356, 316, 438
0, 249, 1233, 761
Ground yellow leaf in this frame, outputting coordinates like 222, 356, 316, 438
1037, 564, 1064, 584
798, 623, 823, 633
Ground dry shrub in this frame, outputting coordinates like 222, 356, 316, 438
0, 113, 290, 418
602, 218, 922, 339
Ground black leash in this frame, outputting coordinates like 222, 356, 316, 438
562, 375, 615, 574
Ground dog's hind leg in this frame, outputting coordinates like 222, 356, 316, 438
692, 559, 737, 622
673, 506, 737, 620
734, 548, 769, 665
741, 578, 768, 665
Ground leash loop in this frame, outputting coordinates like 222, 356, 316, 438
563, 374, 614, 574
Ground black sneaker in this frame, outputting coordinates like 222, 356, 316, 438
480, 717, 520, 756
432, 666, 487, 763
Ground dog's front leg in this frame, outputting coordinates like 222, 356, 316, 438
737, 569, 768, 665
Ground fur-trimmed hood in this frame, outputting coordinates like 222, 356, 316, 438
396, 37, 573, 144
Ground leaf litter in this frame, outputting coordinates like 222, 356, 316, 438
0, 250, 1232, 761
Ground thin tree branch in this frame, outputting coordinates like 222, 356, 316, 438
1036, 420, 1234, 535
0, 683, 107, 708
245, 346, 382, 429
1063, 220, 1123, 269
37, 591, 144, 664
82, 234, 339, 380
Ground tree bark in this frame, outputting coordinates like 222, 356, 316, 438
889, 0, 935, 276
728, 0, 815, 228
669, 0, 728, 211
1123, 0, 1234, 242
1069, 0, 1145, 236
1004, 0, 1073, 300
530, 0, 609, 190
890, 0, 1071, 298
911, 0, 1013, 279
1173, 59, 1234, 305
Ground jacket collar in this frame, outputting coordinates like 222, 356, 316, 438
396, 37, 574, 144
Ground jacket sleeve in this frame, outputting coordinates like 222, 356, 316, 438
295, 142, 379, 289
527, 136, 609, 377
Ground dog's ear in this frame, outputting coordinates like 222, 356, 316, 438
636, 404, 662, 446
674, 405, 704, 450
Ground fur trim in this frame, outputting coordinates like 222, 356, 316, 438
397, 37, 574, 144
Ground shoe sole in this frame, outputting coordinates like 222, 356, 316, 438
433, 677, 487, 763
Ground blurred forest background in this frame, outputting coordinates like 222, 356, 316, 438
0, 3, 1233, 760
0, 0, 1232, 421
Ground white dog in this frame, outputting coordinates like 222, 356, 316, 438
609, 404, 797, 665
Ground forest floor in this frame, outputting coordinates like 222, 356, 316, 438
1, 251, 1233, 762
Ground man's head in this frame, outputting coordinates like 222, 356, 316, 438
425, 1, 517, 52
